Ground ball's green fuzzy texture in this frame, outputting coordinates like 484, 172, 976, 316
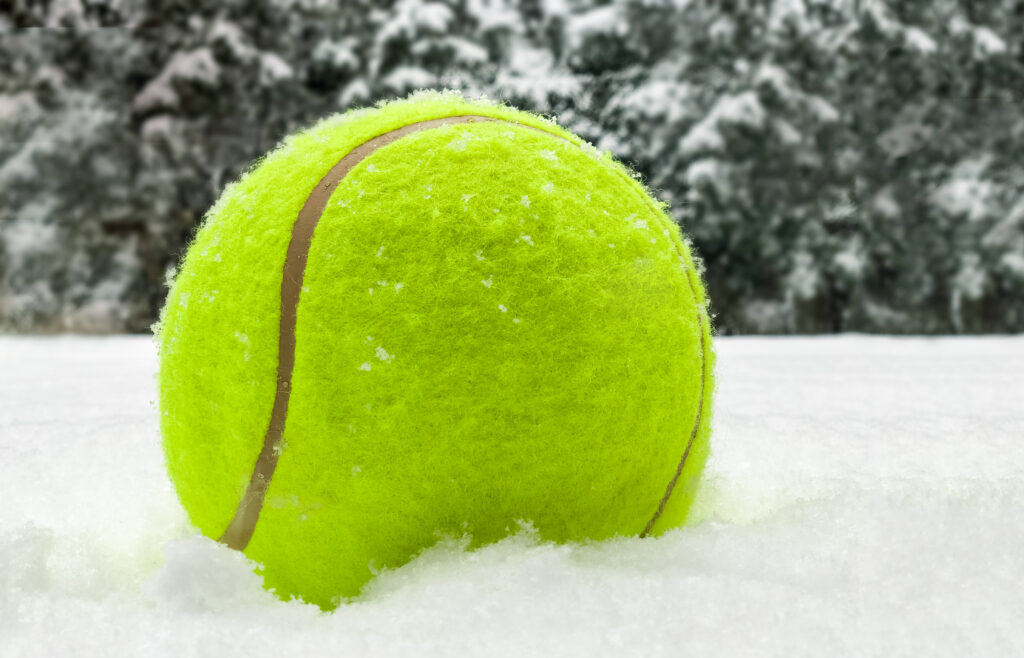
157, 91, 714, 609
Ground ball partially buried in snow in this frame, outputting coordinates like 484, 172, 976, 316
156, 91, 714, 609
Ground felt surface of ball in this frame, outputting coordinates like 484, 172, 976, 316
157, 91, 714, 609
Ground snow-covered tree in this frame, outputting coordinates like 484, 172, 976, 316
2, 0, 1023, 333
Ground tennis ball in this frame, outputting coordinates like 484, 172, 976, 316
157, 91, 714, 609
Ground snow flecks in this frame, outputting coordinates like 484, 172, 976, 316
609, 243, 615, 249
366, 163, 378, 173
520, 235, 534, 246
580, 143, 602, 161
539, 150, 559, 163
626, 213, 647, 230
234, 332, 251, 361
358, 362, 372, 371
482, 277, 493, 288
376, 245, 385, 258
521, 195, 530, 208
351, 465, 362, 475
375, 346, 393, 363
368, 279, 402, 295
462, 193, 474, 204
475, 250, 485, 261
541, 182, 555, 193
498, 304, 507, 312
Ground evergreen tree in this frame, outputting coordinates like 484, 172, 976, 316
2, 0, 1023, 333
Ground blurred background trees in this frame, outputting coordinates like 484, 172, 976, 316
2, 0, 1023, 333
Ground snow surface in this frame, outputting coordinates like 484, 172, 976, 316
2, 336, 1023, 656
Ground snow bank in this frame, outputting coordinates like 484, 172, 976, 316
1, 336, 1022, 655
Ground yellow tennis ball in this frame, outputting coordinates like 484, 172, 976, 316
157, 91, 714, 609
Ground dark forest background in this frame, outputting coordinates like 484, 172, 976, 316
2, 0, 1024, 334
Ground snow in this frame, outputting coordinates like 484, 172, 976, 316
786, 251, 819, 301
44, 0, 85, 28
680, 91, 765, 156
493, 45, 582, 111
0, 94, 113, 187
312, 38, 360, 72
972, 26, 1007, 58
259, 53, 294, 86
679, 116, 726, 155
209, 20, 255, 63
861, 0, 901, 37
953, 253, 986, 300
754, 62, 794, 99
338, 79, 371, 108
1001, 251, 1024, 279
566, 5, 626, 51
0, 91, 39, 127
904, 26, 937, 54
466, 0, 522, 33
2, 336, 1024, 655
804, 94, 840, 123
382, 66, 438, 93
931, 176, 995, 223
444, 36, 489, 65
871, 186, 901, 219
607, 80, 697, 124
772, 117, 801, 145
767, 0, 808, 35
685, 158, 730, 197
133, 49, 221, 113
376, 0, 454, 42
832, 243, 865, 278
2, 205, 58, 260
